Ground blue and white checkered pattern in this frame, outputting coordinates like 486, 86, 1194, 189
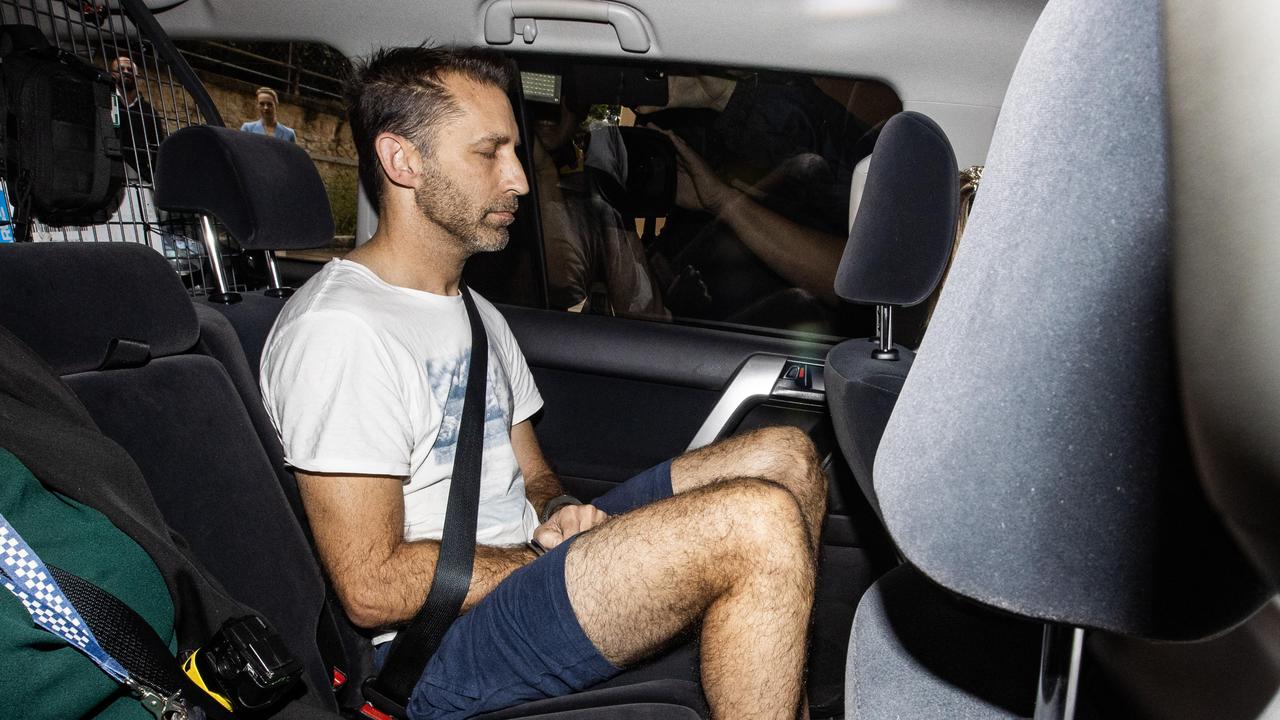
0, 526, 94, 649
0, 513, 129, 683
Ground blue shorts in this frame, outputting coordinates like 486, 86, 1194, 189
377, 460, 675, 720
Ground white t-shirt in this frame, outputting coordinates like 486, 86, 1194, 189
260, 259, 543, 549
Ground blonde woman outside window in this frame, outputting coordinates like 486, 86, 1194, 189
240, 86, 297, 143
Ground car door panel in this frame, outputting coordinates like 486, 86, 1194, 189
500, 305, 883, 552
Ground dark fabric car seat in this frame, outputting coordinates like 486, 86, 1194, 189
847, 0, 1272, 717
0, 241, 709, 719
0, 242, 343, 711
153, 126, 339, 536
824, 110, 958, 517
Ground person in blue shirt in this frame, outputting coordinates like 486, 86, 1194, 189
240, 86, 297, 143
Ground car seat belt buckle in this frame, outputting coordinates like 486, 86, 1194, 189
360, 678, 407, 720
359, 701, 401, 720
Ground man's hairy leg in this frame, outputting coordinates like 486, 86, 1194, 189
565, 478, 816, 720
671, 426, 827, 554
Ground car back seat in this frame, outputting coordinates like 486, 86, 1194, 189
192, 299, 376, 709
0, 239, 709, 719
0, 242, 344, 711
152, 127, 337, 534
147, 126, 710, 718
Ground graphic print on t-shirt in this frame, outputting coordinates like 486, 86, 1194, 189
426, 348, 513, 468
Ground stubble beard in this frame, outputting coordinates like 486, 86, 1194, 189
415, 164, 516, 255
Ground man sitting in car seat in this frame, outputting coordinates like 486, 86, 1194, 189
260, 46, 827, 720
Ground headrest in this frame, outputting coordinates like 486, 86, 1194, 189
834, 111, 958, 307
873, 0, 1266, 639
0, 243, 198, 375
153, 125, 335, 250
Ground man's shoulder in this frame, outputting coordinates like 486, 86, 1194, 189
468, 290, 528, 355
274, 262, 385, 333
469, 290, 511, 330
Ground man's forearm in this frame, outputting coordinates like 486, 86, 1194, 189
718, 193, 843, 305
342, 539, 535, 628
523, 468, 566, 518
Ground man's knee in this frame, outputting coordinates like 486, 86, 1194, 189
747, 426, 827, 498
710, 478, 814, 568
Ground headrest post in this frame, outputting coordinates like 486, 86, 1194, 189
1034, 624, 1084, 720
199, 214, 242, 305
262, 251, 295, 299
872, 305, 899, 360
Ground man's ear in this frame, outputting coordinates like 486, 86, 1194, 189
374, 132, 423, 191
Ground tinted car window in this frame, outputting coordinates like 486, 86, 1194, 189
499, 57, 900, 339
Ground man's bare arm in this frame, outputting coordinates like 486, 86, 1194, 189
512, 420, 564, 516
296, 471, 534, 629
511, 420, 609, 549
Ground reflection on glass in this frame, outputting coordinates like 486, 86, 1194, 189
524, 62, 900, 338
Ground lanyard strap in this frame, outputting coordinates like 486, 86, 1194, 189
0, 510, 131, 684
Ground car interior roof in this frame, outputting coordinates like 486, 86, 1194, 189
151, 0, 1049, 167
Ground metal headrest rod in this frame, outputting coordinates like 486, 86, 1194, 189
198, 214, 242, 304
872, 304, 900, 360
262, 251, 295, 299
1034, 624, 1085, 720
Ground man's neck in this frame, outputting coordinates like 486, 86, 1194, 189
262, 118, 277, 129
346, 207, 468, 296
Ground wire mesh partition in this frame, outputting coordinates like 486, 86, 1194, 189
0, 0, 243, 295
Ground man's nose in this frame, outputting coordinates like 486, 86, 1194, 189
503, 154, 529, 197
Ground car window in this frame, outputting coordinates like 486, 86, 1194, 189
0, 0, 210, 284
176, 40, 357, 251
496, 57, 900, 340
0, 2, 354, 295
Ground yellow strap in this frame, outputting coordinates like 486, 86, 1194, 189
182, 649, 234, 712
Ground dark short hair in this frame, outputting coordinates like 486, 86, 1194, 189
345, 45, 511, 207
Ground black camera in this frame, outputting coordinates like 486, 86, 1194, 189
188, 616, 303, 712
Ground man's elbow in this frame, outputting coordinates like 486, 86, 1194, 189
336, 582, 396, 629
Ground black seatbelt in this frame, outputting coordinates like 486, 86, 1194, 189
362, 284, 489, 719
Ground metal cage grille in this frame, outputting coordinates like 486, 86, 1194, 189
0, 0, 238, 295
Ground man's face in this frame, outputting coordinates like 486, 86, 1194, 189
257, 93, 277, 122
411, 75, 529, 254
111, 58, 136, 92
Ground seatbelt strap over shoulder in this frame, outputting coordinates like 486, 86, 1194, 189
363, 284, 489, 719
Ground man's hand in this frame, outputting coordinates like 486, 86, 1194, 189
533, 504, 610, 551
649, 125, 737, 214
